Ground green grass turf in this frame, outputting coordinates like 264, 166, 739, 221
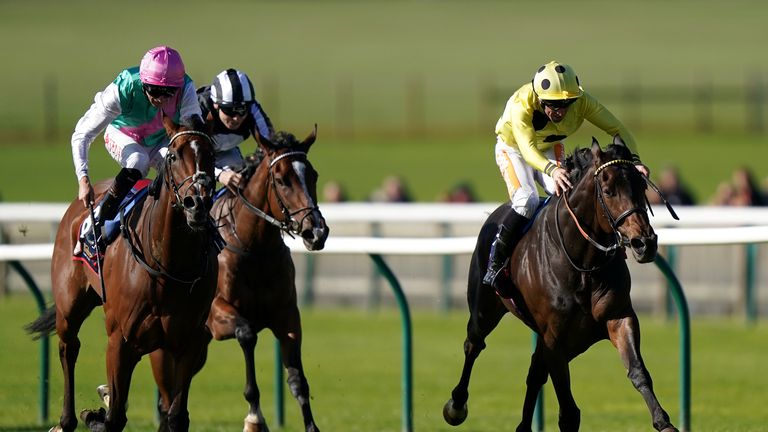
1, 293, 766, 431
3, 1, 768, 137
3, 1, 767, 205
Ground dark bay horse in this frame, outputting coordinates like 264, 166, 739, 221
27, 116, 219, 432
154, 127, 328, 432
443, 138, 678, 432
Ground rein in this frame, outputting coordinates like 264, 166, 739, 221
556, 158, 645, 272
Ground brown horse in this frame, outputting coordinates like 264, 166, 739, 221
443, 137, 678, 432
152, 127, 328, 432
26, 116, 219, 432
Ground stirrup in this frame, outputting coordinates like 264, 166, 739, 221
483, 266, 506, 288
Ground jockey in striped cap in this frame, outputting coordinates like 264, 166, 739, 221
197, 69, 274, 190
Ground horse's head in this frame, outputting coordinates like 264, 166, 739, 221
566, 136, 657, 263
157, 114, 216, 230
589, 137, 657, 262
252, 125, 329, 250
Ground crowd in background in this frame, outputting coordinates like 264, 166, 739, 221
322, 167, 768, 206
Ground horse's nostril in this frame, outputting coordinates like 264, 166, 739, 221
630, 238, 646, 251
183, 196, 197, 209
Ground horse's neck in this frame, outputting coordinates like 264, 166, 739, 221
549, 178, 613, 259
228, 174, 285, 249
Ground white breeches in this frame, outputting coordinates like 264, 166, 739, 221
494, 137, 561, 219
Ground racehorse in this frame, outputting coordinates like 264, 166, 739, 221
154, 126, 329, 432
443, 137, 679, 432
26, 116, 219, 432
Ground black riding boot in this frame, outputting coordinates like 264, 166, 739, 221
482, 210, 530, 289
94, 167, 143, 225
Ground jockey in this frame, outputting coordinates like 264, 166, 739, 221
197, 68, 274, 190
484, 61, 650, 289
71, 45, 204, 252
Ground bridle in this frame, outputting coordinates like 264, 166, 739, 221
235, 150, 320, 237
556, 158, 647, 272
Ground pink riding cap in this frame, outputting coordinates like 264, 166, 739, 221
139, 46, 185, 87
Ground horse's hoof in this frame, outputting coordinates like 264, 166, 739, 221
48, 426, 63, 432
442, 399, 468, 426
79, 408, 106, 431
660, 428, 679, 432
243, 414, 270, 432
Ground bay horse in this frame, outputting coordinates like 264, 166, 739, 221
443, 137, 678, 432
26, 116, 219, 432
153, 126, 329, 432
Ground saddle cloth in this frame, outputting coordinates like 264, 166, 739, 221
73, 179, 151, 273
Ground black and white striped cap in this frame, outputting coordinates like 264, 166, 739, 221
210, 69, 255, 106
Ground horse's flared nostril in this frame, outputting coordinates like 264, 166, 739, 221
630, 237, 646, 253
183, 196, 197, 210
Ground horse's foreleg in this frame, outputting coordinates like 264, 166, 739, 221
150, 349, 174, 432
236, 318, 269, 432
443, 286, 506, 427
516, 340, 548, 432
277, 310, 319, 432
542, 349, 580, 432
164, 333, 209, 432
102, 331, 141, 432
607, 315, 678, 432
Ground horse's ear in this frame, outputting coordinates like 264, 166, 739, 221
253, 128, 275, 152
162, 111, 180, 136
591, 137, 603, 159
612, 134, 627, 147
301, 124, 318, 151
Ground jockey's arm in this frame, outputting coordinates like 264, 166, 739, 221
72, 83, 122, 206
179, 81, 204, 125
582, 94, 649, 176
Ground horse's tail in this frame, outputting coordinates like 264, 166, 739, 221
24, 306, 56, 340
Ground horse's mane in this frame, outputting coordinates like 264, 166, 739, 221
563, 143, 634, 183
240, 131, 304, 181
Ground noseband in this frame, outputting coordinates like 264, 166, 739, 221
236, 150, 320, 236
557, 158, 647, 271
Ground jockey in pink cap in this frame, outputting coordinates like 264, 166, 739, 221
140, 45, 186, 87
71, 45, 204, 256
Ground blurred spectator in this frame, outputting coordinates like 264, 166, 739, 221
440, 181, 478, 203
647, 166, 695, 206
730, 167, 766, 206
709, 181, 735, 205
322, 180, 348, 203
369, 175, 412, 202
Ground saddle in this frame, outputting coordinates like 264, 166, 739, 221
494, 195, 552, 299
74, 179, 151, 274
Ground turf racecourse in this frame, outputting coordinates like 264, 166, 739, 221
1, 294, 766, 431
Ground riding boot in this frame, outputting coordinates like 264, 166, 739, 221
482, 210, 530, 289
95, 168, 143, 224
86, 168, 142, 254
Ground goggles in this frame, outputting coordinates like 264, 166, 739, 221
219, 103, 250, 117
143, 83, 178, 98
541, 98, 578, 109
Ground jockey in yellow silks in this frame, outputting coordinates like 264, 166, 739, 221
484, 61, 650, 289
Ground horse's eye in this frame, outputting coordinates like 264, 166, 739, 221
603, 188, 614, 197
275, 177, 285, 187
169, 152, 178, 162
